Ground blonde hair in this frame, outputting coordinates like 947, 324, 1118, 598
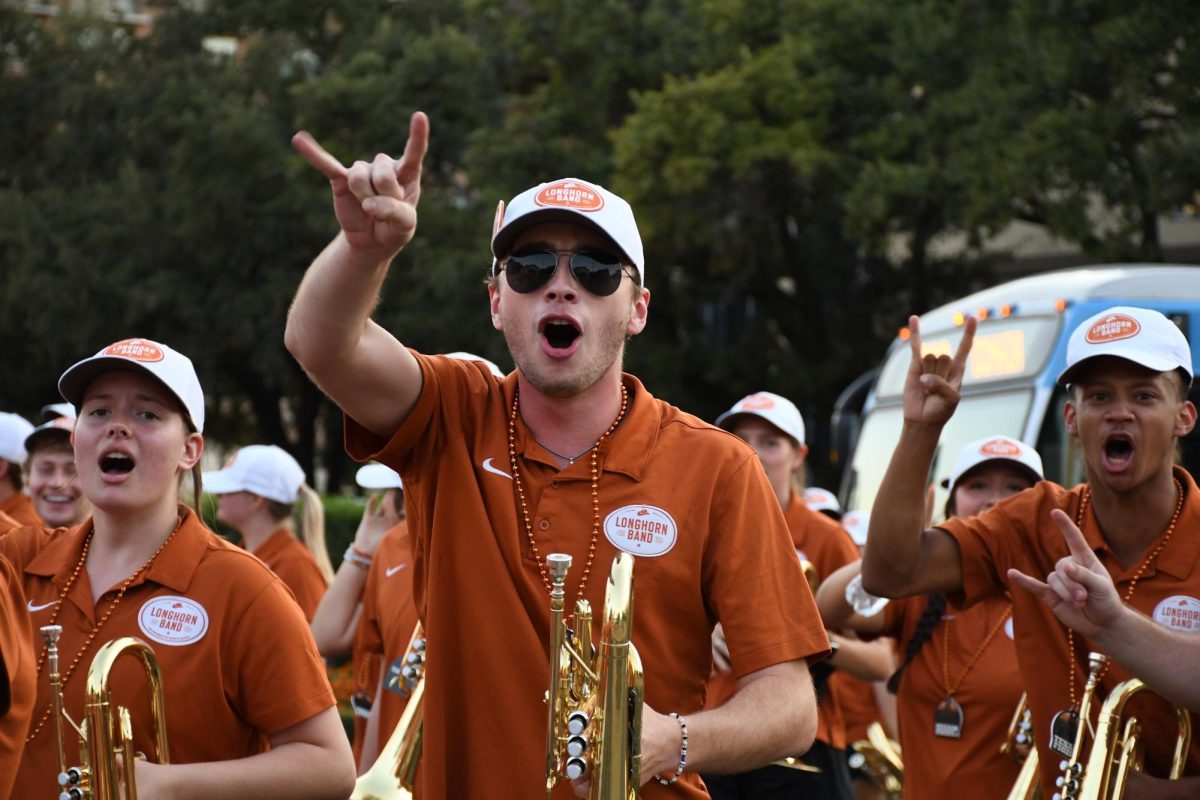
267, 483, 334, 582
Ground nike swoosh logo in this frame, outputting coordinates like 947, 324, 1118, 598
385, 564, 408, 578
27, 599, 58, 612
482, 458, 512, 480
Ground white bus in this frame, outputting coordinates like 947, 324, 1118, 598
837, 265, 1200, 516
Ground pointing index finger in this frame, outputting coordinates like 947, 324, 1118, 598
292, 131, 347, 181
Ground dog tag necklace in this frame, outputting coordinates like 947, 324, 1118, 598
934, 603, 1011, 738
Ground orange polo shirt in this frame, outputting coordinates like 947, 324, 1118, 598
864, 593, 1022, 799
354, 521, 418, 759
2, 509, 335, 798
0, 492, 40, 527
251, 528, 328, 621
345, 353, 830, 800
707, 491, 859, 749
0, 509, 19, 536
939, 467, 1200, 795
0, 554, 34, 799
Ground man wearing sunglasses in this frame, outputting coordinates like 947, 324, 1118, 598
287, 112, 827, 799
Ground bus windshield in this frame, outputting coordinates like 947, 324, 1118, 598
843, 389, 1034, 518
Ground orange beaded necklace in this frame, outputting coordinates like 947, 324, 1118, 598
507, 383, 629, 623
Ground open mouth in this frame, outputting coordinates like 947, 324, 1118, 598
540, 318, 581, 352
100, 452, 135, 475
1102, 433, 1134, 469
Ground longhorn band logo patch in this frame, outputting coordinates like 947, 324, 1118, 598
1153, 595, 1200, 633
979, 438, 1021, 457
604, 504, 677, 557
1085, 314, 1141, 344
105, 338, 165, 362
534, 180, 605, 212
138, 595, 209, 646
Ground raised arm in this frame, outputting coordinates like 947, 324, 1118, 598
861, 314, 975, 599
1010, 511, 1200, 712
285, 113, 429, 437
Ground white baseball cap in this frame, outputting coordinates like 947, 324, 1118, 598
842, 510, 870, 546
204, 445, 305, 504
355, 463, 403, 490
490, 178, 646, 285
41, 402, 75, 421
0, 412, 34, 464
24, 415, 76, 455
943, 435, 1044, 491
444, 351, 505, 378
1058, 306, 1192, 386
715, 391, 806, 446
58, 338, 206, 433
803, 487, 842, 515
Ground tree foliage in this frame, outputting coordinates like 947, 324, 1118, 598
1, 1, 1197, 488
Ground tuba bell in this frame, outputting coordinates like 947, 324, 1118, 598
41, 624, 171, 800
545, 552, 644, 799
351, 623, 427, 800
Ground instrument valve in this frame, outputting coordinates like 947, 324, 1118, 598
565, 757, 588, 780
566, 734, 588, 758
567, 711, 589, 736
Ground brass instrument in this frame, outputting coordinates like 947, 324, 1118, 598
1072, 676, 1191, 799
41, 624, 170, 800
351, 624, 427, 800
545, 552, 643, 799
1002, 694, 1040, 800
848, 721, 904, 798
1055, 652, 1108, 800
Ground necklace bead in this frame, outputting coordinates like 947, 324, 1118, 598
508, 383, 629, 623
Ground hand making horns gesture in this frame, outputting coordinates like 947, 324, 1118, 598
903, 313, 977, 427
1007, 510, 1124, 641
292, 111, 430, 260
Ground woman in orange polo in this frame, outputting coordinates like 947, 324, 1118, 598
1, 338, 353, 799
817, 435, 1041, 800
205, 444, 332, 621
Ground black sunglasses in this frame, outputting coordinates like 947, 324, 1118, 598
500, 248, 629, 297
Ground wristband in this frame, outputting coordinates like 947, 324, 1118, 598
342, 547, 372, 569
654, 712, 688, 785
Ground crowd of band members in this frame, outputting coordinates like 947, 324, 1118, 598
1, 110, 1199, 799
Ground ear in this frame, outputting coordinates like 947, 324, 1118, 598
1176, 400, 1197, 438
180, 433, 204, 472
1064, 398, 1078, 437
791, 443, 809, 472
626, 287, 650, 336
488, 281, 503, 331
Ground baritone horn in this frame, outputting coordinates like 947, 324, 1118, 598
1073, 675, 1191, 799
545, 552, 644, 799
40, 624, 170, 800
351, 624, 427, 800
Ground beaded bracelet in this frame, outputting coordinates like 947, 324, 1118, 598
654, 712, 688, 785
342, 546, 372, 569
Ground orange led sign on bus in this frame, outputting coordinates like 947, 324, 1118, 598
920, 330, 1027, 382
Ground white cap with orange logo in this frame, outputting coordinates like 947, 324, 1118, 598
1058, 306, 1192, 386
24, 414, 76, 455
943, 435, 1044, 492
204, 445, 305, 504
715, 391, 806, 446
490, 178, 645, 285
841, 510, 871, 547
0, 412, 35, 464
58, 338, 206, 433
803, 487, 841, 514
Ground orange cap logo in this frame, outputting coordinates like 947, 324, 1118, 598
979, 438, 1022, 457
492, 200, 505, 235
1085, 314, 1141, 344
105, 338, 165, 363
534, 180, 605, 212
740, 394, 776, 411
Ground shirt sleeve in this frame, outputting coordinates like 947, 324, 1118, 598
704, 454, 831, 677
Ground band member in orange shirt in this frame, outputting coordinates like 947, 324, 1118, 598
287, 113, 829, 798
0, 552, 34, 799
24, 413, 92, 529
206, 444, 333, 620
861, 306, 1200, 798
0, 412, 39, 527
819, 435, 1041, 799
3, 338, 354, 799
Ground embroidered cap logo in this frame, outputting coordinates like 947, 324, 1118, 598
1085, 314, 1141, 345
979, 438, 1022, 458
534, 179, 605, 212
740, 394, 777, 411
104, 338, 166, 363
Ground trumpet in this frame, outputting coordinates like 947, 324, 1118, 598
848, 721, 904, 797
1072, 676, 1191, 799
545, 552, 644, 799
351, 624, 427, 800
1055, 651, 1108, 800
1002, 694, 1039, 800
41, 624, 170, 800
